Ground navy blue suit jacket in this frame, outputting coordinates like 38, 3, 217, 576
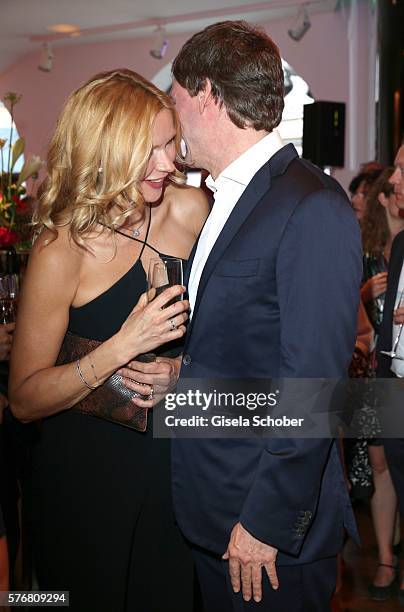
172, 144, 362, 565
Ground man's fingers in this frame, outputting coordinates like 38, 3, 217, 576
228, 557, 241, 594
131, 395, 154, 408
240, 562, 252, 601
251, 563, 263, 602
264, 562, 279, 590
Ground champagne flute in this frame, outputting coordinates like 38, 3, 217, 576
133, 258, 183, 402
0, 273, 19, 324
138, 257, 183, 364
380, 287, 404, 360
148, 257, 184, 304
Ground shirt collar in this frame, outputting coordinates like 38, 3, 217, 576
205, 130, 284, 193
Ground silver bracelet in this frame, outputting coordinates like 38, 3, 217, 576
76, 359, 97, 390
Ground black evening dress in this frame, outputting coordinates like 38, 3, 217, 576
31, 225, 194, 612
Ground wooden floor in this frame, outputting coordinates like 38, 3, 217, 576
335, 502, 403, 611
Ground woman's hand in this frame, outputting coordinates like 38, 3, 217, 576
361, 272, 388, 303
0, 323, 15, 361
115, 285, 189, 364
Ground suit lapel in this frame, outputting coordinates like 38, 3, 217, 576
187, 144, 297, 334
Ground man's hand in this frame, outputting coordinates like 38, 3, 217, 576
118, 355, 182, 405
393, 306, 404, 326
222, 522, 278, 603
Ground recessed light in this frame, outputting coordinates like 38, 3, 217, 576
47, 24, 80, 34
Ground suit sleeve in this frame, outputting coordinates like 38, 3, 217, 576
239, 188, 362, 555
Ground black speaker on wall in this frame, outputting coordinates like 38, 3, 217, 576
302, 101, 345, 168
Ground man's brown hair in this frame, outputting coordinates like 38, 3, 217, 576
172, 20, 284, 132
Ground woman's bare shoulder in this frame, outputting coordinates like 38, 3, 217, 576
165, 182, 209, 206
164, 183, 210, 235
29, 227, 84, 281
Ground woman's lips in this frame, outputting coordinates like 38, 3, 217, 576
144, 178, 165, 189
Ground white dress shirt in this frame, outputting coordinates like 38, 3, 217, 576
188, 130, 284, 317
391, 262, 404, 377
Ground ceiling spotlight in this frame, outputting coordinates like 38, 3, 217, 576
150, 26, 169, 59
38, 42, 54, 72
47, 23, 80, 34
288, 5, 311, 41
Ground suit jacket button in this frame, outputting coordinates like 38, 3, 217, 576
183, 354, 192, 366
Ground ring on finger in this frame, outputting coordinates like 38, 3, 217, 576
148, 385, 154, 400
168, 318, 177, 331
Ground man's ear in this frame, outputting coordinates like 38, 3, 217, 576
198, 79, 214, 113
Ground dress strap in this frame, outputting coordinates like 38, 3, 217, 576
100, 205, 161, 256
138, 205, 152, 259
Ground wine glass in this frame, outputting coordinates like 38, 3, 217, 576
131, 257, 183, 400
133, 258, 183, 405
148, 257, 183, 304
380, 287, 404, 360
0, 273, 19, 323
137, 257, 183, 365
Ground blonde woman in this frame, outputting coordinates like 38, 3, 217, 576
9, 70, 209, 611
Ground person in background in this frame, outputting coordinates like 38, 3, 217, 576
349, 166, 384, 222
377, 143, 404, 605
9, 69, 208, 612
0, 394, 10, 596
356, 167, 404, 600
0, 322, 14, 594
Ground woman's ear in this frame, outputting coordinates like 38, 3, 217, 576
378, 192, 388, 208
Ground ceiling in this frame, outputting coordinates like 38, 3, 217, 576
1, 0, 339, 75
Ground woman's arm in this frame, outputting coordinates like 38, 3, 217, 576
9, 231, 188, 422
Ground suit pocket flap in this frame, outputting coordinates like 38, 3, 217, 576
215, 258, 260, 277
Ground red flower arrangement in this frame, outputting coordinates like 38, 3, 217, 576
0, 91, 43, 249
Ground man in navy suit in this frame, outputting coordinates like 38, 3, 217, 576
170, 21, 362, 611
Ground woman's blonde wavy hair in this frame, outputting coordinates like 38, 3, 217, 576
33, 68, 184, 246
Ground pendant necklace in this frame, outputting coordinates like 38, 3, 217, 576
131, 205, 149, 238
